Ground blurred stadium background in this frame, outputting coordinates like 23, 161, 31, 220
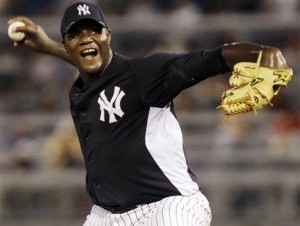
0, 0, 300, 225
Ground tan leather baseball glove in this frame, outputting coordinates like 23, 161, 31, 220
218, 51, 293, 115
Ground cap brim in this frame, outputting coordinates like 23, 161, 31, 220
63, 18, 106, 36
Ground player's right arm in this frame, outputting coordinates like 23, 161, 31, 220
8, 17, 73, 65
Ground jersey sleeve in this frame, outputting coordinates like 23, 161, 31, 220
131, 47, 230, 107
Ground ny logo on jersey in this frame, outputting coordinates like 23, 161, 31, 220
97, 86, 125, 123
77, 4, 91, 16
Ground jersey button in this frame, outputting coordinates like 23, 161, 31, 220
88, 159, 94, 165
74, 91, 80, 96
96, 184, 101, 189
81, 111, 87, 117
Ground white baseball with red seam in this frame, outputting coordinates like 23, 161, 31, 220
8, 21, 26, 42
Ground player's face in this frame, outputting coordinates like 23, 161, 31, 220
64, 20, 111, 81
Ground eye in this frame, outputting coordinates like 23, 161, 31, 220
66, 29, 81, 40
65, 26, 103, 40
90, 27, 103, 35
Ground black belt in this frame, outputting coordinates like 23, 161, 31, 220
99, 203, 137, 214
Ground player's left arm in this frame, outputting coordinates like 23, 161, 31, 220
221, 42, 289, 69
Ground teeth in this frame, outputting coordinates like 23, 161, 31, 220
82, 48, 96, 54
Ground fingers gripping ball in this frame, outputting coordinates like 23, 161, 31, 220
218, 51, 293, 115
8, 21, 26, 42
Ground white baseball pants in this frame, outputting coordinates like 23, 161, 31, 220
83, 191, 212, 226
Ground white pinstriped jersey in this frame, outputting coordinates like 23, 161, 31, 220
69, 49, 229, 210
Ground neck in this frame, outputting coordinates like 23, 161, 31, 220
106, 49, 113, 68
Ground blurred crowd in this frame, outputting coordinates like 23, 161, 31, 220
1, 0, 300, 16
0, 0, 300, 171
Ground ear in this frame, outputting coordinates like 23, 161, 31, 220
101, 28, 111, 42
101, 28, 107, 41
62, 38, 69, 53
61, 38, 68, 52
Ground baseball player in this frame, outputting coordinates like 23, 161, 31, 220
8, 2, 290, 226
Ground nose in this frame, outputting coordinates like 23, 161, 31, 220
79, 31, 93, 45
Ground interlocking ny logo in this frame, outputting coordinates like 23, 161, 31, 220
77, 4, 91, 16
97, 86, 125, 123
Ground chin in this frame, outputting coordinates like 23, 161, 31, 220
79, 61, 102, 74
84, 66, 102, 74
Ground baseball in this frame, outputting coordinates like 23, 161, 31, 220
8, 21, 26, 42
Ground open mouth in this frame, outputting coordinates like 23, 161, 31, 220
80, 48, 98, 59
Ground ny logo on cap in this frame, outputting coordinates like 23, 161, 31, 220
77, 4, 91, 16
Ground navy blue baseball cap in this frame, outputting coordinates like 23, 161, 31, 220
60, 2, 108, 38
